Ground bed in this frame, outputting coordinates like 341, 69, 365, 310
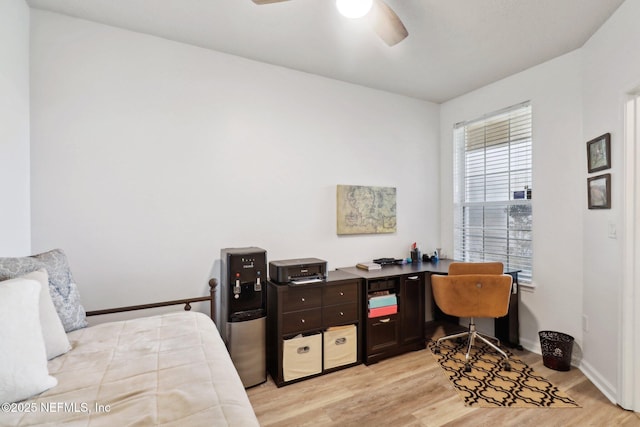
0, 250, 259, 427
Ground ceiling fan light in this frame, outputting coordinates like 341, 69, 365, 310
336, 0, 373, 19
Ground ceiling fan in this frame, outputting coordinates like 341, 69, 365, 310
251, 0, 408, 46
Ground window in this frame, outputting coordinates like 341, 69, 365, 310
453, 102, 533, 282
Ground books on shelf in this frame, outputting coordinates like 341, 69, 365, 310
356, 262, 382, 271
367, 293, 398, 318
368, 294, 397, 308
368, 305, 397, 318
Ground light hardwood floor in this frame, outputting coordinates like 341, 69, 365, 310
247, 325, 640, 426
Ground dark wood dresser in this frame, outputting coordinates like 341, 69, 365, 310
266, 270, 362, 387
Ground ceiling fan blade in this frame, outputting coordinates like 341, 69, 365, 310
251, 0, 290, 4
371, 0, 408, 46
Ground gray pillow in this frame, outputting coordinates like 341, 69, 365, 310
0, 249, 87, 332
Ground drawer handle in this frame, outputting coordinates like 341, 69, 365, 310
408, 275, 419, 280
297, 346, 310, 354
379, 318, 391, 323
340, 291, 344, 296
301, 297, 305, 302
301, 319, 305, 323
335, 337, 347, 345
340, 311, 344, 316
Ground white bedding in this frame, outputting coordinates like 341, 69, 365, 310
2, 312, 259, 426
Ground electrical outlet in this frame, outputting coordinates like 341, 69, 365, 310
582, 314, 589, 332
608, 221, 617, 239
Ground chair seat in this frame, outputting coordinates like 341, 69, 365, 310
430, 263, 513, 372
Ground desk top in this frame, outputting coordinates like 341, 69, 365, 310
337, 260, 520, 280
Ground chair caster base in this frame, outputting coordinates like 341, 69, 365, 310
434, 346, 441, 354
503, 362, 511, 372
464, 363, 471, 373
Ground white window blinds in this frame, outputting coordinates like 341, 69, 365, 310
453, 102, 533, 282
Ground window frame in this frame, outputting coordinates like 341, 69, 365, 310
453, 102, 533, 282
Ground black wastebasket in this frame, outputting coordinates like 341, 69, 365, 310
539, 331, 574, 371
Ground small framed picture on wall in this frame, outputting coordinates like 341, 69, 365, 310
587, 173, 611, 209
586, 133, 611, 173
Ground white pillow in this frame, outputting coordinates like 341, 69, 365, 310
21, 269, 71, 359
0, 278, 58, 403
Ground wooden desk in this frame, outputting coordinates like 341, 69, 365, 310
338, 264, 426, 364
339, 260, 521, 364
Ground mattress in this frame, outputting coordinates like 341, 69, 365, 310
3, 311, 259, 426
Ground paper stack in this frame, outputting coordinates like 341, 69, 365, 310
356, 262, 382, 271
368, 293, 398, 318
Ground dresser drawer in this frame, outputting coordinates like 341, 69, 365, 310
282, 308, 322, 334
283, 287, 322, 312
323, 303, 358, 326
323, 281, 358, 306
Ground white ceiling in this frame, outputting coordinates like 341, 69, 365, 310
26, 0, 625, 103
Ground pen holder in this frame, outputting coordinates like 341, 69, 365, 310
410, 249, 421, 263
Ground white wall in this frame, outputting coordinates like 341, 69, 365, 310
440, 51, 585, 352
29, 10, 440, 316
441, 0, 640, 404
0, 0, 31, 256
580, 0, 640, 403
22, 0, 640, 405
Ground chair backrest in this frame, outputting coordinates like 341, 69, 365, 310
448, 262, 503, 275
431, 274, 513, 318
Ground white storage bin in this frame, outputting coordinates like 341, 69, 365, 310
323, 325, 357, 370
283, 333, 322, 381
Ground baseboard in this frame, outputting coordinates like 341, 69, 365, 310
432, 324, 620, 406
577, 359, 618, 404
518, 336, 618, 405
517, 336, 539, 354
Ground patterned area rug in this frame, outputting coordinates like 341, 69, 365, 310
428, 340, 580, 408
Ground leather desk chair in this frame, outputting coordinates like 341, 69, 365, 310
432, 262, 513, 372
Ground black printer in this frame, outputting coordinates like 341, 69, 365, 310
269, 258, 327, 285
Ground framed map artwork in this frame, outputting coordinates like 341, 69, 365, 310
336, 185, 397, 235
